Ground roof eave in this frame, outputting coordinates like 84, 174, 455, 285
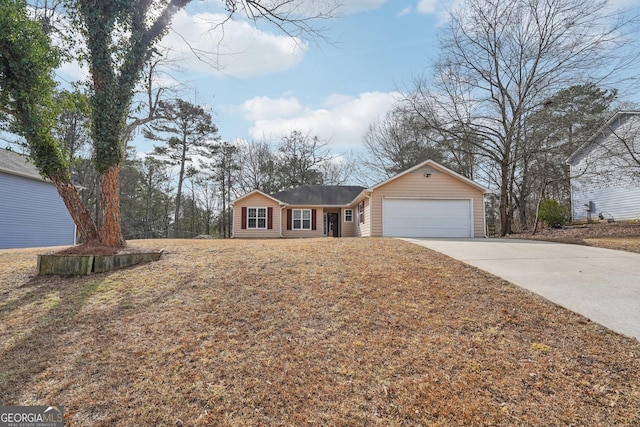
280, 203, 354, 208
347, 189, 373, 206
0, 167, 46, 182
230, 189, 286, 206
368, 159, 489, 194
566, 111, 640, 164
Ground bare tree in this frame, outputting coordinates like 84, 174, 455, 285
321, 156, 355, 185
360, 108, 449, 182
139, 156, 172, 238
276, 130, 331, 189
124, 49, 181, 147
609, 119, 640, 171
236, 140, 279, 194
404, 0, 638, 236
191, 174, 217, 236
237, 137, 353, 191
577, 113, 640, 184
201, 141, 240, 238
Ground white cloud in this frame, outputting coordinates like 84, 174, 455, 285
205, 0, 385, 17
398, 6, 412, 16
44, 7, 88, 83
160, 10, 308, 78
414, 0, 461, 23
417, 0, 439, 14
337, 0, 388, 14
56, 60, 88, 83
293, 0, 388, 16
241, 96, 306, 121
240, 91, 400, 151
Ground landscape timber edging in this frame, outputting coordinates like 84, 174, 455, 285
37, 251, 163, 275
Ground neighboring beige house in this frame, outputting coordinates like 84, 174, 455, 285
231, 160, 488, 239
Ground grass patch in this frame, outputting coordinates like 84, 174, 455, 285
1, 238, 639, 426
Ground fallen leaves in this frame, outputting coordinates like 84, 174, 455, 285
518, 222, 640, 254
0, 238, 639, 426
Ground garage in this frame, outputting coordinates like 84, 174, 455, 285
383, 198, 473, 238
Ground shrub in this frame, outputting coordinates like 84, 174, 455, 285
539, 199, 567, 227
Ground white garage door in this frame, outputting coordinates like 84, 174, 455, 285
383, 198, 472, 238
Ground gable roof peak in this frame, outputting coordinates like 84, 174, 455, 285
369, 159, 488, 193
230, 189, 284, 206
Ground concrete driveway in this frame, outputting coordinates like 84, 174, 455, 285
402, 238, 640, 341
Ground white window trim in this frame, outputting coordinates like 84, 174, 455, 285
292, 209, 312, 230
358, 201, 365, 224
247, 207, 268, 229
344, 209, 353, 222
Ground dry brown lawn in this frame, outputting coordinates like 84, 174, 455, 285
1, 238, 639, 426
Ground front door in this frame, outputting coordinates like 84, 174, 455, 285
327, 213, 339, 237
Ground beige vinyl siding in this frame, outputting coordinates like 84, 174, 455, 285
352, 198, 371, 237
341, 208, 357, 237
281, 206, 325, 238
233, 193, 282, 238
370, 166, 485, 238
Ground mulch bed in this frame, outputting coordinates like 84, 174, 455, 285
1, 238, 639, 426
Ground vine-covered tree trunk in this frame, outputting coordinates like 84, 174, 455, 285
51, 176, 99, 244
98, 165, 126, 247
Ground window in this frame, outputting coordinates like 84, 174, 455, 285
247, 207, 267, 229
358, 201, 365, 223
293, 209, 311, 230
286, 208, 316, 231
344, 209, 353, 222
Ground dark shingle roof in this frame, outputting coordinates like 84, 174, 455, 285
270, 185, 366, 205
0, 149, 42, 181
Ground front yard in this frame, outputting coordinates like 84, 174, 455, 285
1, 238, 639, 426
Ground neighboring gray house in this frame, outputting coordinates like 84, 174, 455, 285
0, 148, 76, 249
567, 111, 640, 223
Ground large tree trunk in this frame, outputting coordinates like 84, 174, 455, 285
51, 176, 99, 244
499, 162, 511, 237
98, 165, 126, 247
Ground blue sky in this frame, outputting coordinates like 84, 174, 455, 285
51, 0, 639, 158
129, 0, 451, 155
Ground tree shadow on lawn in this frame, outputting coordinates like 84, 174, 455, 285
0, 273, 101, 404
0, 264, 178, 412
1, 239, 640, 426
